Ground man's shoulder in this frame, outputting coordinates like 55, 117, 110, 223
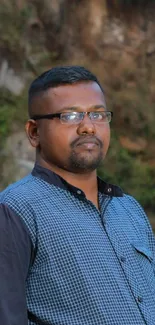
112, 193, 145, 215
116, 193, 144, 212
0, 174, 39, 246
112, 192, 151, 230
0, 174, 37, 204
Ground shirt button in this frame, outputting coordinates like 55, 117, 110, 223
77, 190, 82, 194
120, 256, 126, 263
137, 296, 143, 303
107, 187, 112, 193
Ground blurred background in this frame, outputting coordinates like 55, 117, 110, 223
0, 0, 155, 229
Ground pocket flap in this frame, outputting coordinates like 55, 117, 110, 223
132, 241, 153, 262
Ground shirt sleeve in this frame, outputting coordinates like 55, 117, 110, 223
0, 203, 33, 324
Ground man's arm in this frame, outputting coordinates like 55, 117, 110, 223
0, 203, 33, 324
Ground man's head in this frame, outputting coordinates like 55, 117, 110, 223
26, 65, 112, 174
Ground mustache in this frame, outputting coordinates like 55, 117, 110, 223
70, 136, 103, 148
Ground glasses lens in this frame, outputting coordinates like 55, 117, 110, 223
90, 111, 112, 123
60, 112, 83, 124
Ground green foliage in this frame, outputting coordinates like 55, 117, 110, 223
107, 65, 155, 140
98, 131, 155, 213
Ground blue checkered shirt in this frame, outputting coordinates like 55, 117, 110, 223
0, 164, 155, 324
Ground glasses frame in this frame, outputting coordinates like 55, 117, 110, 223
31, 111, 113, 124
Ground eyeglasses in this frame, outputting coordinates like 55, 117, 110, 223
32, 111, 113, 125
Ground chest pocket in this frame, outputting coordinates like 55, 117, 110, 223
132, 241, 153, 262
132, 241, 155, 294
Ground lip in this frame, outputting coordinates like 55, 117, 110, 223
76, 139, 100, 147
78, 142, 98, 150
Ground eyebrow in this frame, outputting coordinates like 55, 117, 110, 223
59, 105, 106, 112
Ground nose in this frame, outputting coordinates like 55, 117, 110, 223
77, 113, 96, 136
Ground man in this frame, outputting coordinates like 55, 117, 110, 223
0, 66, 155, 325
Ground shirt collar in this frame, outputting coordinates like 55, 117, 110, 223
32, 163, 123, 197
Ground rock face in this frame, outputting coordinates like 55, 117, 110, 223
0, 60, 25, 95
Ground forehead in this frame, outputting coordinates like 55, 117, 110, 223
41, 81, 106, 113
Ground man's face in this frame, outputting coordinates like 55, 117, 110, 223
28, 81, 110, 173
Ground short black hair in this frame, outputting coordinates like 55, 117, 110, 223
28, 65, 104, 117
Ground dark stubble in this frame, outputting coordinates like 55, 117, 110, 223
68, 137, 104, 173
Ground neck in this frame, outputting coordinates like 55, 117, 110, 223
37, 158, 99, 208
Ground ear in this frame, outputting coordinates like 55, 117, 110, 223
25, 119, 40, 148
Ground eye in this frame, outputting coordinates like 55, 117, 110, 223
91, 112, 105, 120
90, 111, 111, 123
61, 112, 81, 123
